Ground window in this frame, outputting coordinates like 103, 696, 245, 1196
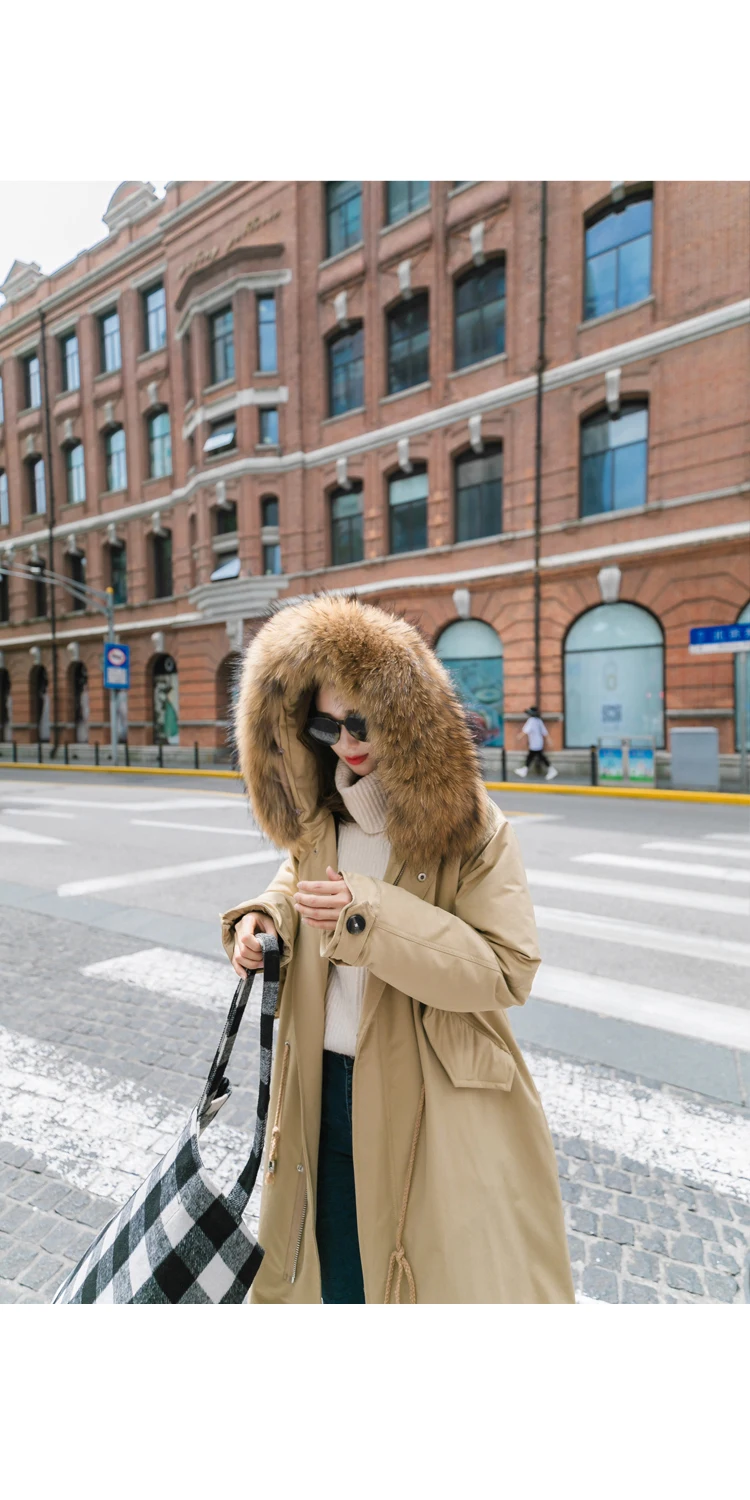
30, 458, 46, 515
455, 446, 503, 542
210, 554, 241, 582
328, 326, 364, 417
25, 354, 41, 409
32, 561, 47, 618
67, 551, 86, 612
153, 532, 173, 598
389, 467, 428, 554
455, 261, 506, 370
0, 571, 8, 624
386, 182, 430, 225
182, 328, 194, 402
564, 602, 664, 748
105, 427, 127, 492
257, 295, 277, 372
0, 470, 8, 527
584, 194, 653, 321
61, 333, 80, 392
210, 306, 235, 384
581, 403, 648, 517
144, 283, 167, 351
0, 372, 4, 423
387, 294, 429, 395
215, 501, 238, 535
736, 604, 750, 754
436, 620, 505, 747
325, 182, 362, 258
330, 484, 364, 566
66, 443, 86, 504
263, 543, 282, 575
148, 411, 172, 478
203, 418, 237, 456
100, 311, 121, 373
261, 496, 278, 528
259, 407, 279, 445
111, 542, 127, 606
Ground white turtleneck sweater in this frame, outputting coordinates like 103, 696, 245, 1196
323, 757, 391, 1057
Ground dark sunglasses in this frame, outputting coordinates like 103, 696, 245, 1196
306, 712, 368, 746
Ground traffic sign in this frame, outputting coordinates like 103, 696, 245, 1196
103, 643, 130, 690
689, 624, 750, 654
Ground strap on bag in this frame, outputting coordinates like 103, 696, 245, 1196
196, 933, 280, 1219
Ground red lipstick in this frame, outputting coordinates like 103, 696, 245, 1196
345, 753, 368, 765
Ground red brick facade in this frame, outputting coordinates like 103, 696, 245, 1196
0, 179, 748, 754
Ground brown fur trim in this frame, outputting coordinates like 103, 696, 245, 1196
234, 593, 490, 869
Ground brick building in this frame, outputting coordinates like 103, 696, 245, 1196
0, 179, 748, 758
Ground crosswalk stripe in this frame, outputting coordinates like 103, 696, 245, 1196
57, 847, 288, 898
533, 904, 750, 968
131, 819, 264, 838
643, 840, 750, 861
0, 795, 242, 812
0, 825, 65, 846
573, 852, 750, 885
2, 809, 75, 820
82, 947, 236, 1011
704, 833, 750, 844
531, 965, 750, 1052
525, 868, 750, 917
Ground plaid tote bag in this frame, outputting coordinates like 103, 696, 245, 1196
52, 934, 279, 1304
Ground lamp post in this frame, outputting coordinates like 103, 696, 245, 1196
0, 559, 118, 762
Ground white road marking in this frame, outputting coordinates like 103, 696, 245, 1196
573, 852, 750, 885
525, 868, 750, 917
533, 904, 750, 968
0, 824, 65, 846
704, 833, 750, 844
530, 1050, 750, 1205
0, 1021, 263, 1227
531, 965, 750, 1052
131, 818, 263, 838
0, 795, 242, 812
57, 847, 288, 897
3, 809, 75, 820
82, 947, 235, 1012
643, 840, 750, 861
505, 813, 563, 826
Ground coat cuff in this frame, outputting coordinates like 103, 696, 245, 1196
220, 901, 291, 966
319, 871, 381, 967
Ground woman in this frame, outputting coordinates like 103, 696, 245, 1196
221, 593, 574, 1304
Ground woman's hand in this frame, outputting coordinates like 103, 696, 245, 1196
231, 911, 279, 979
294, 866, 353, 931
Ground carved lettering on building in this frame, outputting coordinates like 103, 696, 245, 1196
178, 209, 282, 282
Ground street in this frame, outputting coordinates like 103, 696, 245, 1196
1, 769, 749, 1304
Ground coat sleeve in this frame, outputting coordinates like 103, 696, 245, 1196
220, 853, 299, 969
320, 820, 540, 1013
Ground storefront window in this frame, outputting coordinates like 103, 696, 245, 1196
435, 619, 504, 747
564, 602, 664, 747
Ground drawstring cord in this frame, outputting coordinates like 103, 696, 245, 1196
384, 1085, 425, 1305
265, 1042, 291, 1185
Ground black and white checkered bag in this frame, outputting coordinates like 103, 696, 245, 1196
52, 934, 279, 1304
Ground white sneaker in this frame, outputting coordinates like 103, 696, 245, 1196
514, 766, 528, 778
545, 766, 558, 780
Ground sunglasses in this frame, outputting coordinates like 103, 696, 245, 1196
306, 712, 368, 746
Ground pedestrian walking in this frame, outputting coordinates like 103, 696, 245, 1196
222, 594, 573, 1304
515, 706, 558, 780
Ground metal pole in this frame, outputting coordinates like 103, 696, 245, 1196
739, 652, 748, 794
533, 182, 548, 712
106, 588, 118, 767
39, 308, 60, 755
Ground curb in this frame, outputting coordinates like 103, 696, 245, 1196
0, 761, 239, 780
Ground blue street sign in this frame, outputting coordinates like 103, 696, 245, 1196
103, 643, 130, 690
689, 624, 750, 655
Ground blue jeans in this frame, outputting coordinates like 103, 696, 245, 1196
316, 1051, 366, 1304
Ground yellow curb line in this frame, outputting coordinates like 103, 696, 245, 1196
1, 761, 748, 805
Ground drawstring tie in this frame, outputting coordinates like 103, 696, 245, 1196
384, 1085, 425, 1305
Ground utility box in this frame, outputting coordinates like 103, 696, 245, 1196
670, 727, 720, 791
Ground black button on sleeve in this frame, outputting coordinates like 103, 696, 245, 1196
346, 914, 366, 935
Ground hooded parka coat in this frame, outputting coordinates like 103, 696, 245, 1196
222, 594, 574, 1304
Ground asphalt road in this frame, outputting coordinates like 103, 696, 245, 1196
1, 769, 749, 1304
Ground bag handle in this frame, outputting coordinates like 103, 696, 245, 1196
197, 934, 280, 1219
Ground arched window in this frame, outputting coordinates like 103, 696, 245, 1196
70, 661, 89, 744
325, 182, 362, 258
736, 603, 750, 754
328, 326, 364, 416
389, 466, 428, 554
330, 483, 364, 566
148, 411, 172, 479
454, 445, 503, 542
564, 602, 664, 748
584, 191, 653, 320
65, 442, 86, 504
152, 653, 179, 746
581, 402, 648, 517
0, 668, 11, 741
454, 260, 506, 370
386, 294, 429, 394
435, 619, 504, 747
30, 664, 50, 742
105, 426, 127, 492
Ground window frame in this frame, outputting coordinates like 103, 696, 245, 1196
385, 181, 430, 226
579, 401, 649, 519
104, 426, 128, 493
259, 407, 279, 446
61, 332, 80, 393
99, 310, 122, 374
110, 542, 128, 606
325, 182, 363, 259
583, 190, 654, 323
209, 305, 235, 386
454, 259, 507, 371
144, 282, 167, 352
386, 293, 430, 396
256, 293, 278, 373
454, 444, 504, 543
330, 482, 364, 567
152, 530, 173, 599
30, 456, 46, 516
327, 324, 364, 417
388, 465, 428, 555
65, 442, 87, 505
25, 353, 42, 410
0, 469, 9, 528
147, 409, 172, 479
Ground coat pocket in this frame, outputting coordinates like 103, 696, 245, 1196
423, 1008, 516, 1091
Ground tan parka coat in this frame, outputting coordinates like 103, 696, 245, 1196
222, 594, 574, 1304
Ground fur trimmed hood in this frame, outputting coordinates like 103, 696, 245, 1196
233, 593, 490, 869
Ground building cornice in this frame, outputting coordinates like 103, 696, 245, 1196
183, 384, 290, 437
175, 268, 292, 339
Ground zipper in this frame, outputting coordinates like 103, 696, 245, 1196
265, 1041, 291, 1185
283, 1164, 308, 1284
